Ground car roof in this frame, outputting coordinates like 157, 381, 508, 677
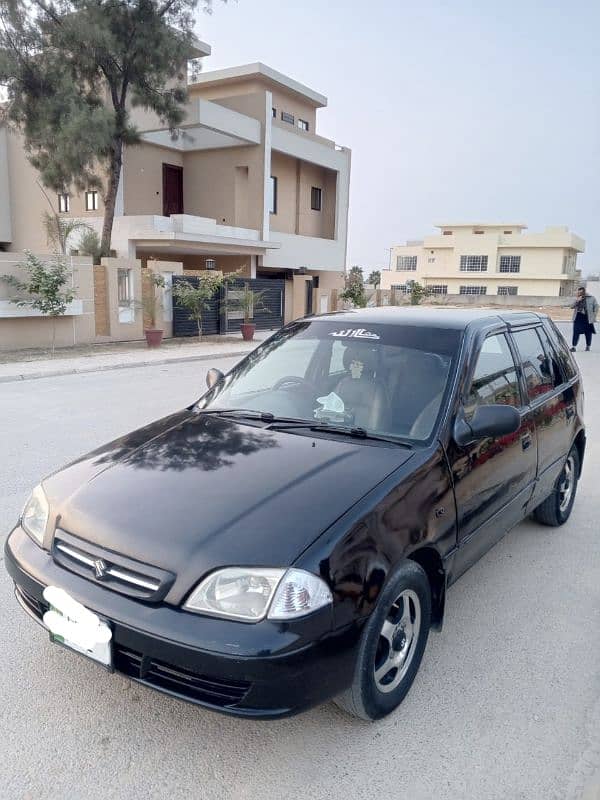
309, 306, 547, 331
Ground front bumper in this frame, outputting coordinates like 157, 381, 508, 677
5, 527, 361, 718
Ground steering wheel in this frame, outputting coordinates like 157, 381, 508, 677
272, 375, 318, 393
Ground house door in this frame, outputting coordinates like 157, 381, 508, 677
162, 164, 183, 216
305, 280, 314, 316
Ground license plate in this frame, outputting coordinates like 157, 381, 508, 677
42, 586, 113, 668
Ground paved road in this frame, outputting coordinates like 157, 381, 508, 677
1, 347, 599, 800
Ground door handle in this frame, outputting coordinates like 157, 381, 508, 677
566, 405, 575, 420
521, 433, 532, 451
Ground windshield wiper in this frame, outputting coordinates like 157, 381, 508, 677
266, 419, 412, 446
196, 407, 276, 422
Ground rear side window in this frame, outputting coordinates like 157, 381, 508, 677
546, 320, 577, 381
511, 327, 556, 400
465, 333, 521, 417
536, 326, 564, 387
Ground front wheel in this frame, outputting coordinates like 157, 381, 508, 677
533, 446, 580, 526
334, 560, 431, 721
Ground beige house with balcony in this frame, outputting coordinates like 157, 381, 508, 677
0, 41, 350, 325
381, 223, 584, 298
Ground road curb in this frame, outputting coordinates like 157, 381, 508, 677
0, 349, 250, 384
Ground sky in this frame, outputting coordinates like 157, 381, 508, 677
195, 0, 599, 274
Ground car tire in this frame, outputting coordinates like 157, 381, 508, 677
334, 560, 431, 721
533, 446, 580, 527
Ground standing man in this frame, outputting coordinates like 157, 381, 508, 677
571, 286, 598, 352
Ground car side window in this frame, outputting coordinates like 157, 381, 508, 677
546, 320, 577, 381
465, 333, 521, 419
536, 326, 563, 388
511, 327, 556, 400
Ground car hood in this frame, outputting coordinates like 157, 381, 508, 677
43, 410, 413, 603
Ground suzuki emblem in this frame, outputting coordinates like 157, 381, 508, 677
93, 558, 108, 579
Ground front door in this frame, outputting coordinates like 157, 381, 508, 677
162, 164, 183, 216
448, 331, 537, 579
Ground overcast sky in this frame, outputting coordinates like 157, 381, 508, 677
196, 0, 600, 274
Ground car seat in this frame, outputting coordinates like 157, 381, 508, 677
333, 344, 390, 430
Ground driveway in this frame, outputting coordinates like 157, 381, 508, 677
0, 347, 598, 800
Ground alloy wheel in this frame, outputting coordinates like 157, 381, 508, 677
374, 589, 421, 693
558, 455, 575, 513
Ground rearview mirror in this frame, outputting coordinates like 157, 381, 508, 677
206, 368, 224, 389
454, 404, 520, 446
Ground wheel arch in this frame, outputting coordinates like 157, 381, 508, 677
407, 547, 446, 631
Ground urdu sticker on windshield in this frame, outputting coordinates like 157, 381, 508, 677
329, 328, 380, 340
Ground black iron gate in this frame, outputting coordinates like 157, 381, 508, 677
172, 275, 285, 338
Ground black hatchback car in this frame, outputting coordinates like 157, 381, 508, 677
5, 309, 584, 720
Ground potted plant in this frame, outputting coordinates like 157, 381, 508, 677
231, 283, 270, 341
142, 272, 166, 347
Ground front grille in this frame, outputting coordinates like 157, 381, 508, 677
114, 646, 251, 708
52, 530, 174, 602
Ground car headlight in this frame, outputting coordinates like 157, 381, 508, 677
184, 567, 333, 622
21, 484, 49, 546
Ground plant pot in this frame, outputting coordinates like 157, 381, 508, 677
144, 328, 164, 348
240, 322, 256, 342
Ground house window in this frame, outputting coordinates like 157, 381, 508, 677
272, 107, 276, 118
396, 255, 417, 271
205, 258, 217, 270
498, 286, 518, 296
429, 285, 448, 295
58, 194, 70, 213
473, 230, 485, 235
459, 285, 487, 295
270, 176, 278, 214
281, 111, 294, 125
311, 186, 322, 211
297, 119, 309, 132
117, 268, 134, 323
504, 230, 513, 235
443, 230, 453, 236
460, 255, 488, 272
499, 255, 521, 273
391, 284, 411, 294
563, 251, 577, 274
85, 190, 99, 211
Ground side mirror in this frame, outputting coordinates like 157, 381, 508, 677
206, 368, 224, 389
454, 404, 520, 446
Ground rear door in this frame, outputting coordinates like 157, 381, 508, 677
510, 325, 576, 508
449, 329, 537, 578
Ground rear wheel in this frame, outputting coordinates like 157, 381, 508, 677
533, 446, 580, 526
334, 560, 431, 721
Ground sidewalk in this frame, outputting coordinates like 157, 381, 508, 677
0, 331, 275, 383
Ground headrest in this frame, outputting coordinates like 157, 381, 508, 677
342, 344, 378, 378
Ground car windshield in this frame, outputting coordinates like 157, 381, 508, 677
196, 319, 462, 441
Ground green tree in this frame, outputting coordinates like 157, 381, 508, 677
42, 211, 91, 256
3, 251, 76, 353
172, 272, 231, 340
0, 0, 218, 257
77, 228, 103, 264
409, 280, 429, 305
367, 270, 381, 288
340, 265, 367, 308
